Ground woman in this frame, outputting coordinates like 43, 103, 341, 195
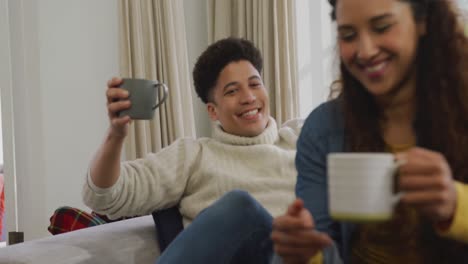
272, 0, 468, 263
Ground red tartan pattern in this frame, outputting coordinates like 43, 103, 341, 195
48, 206, 108, 235
48, 206, 138, 235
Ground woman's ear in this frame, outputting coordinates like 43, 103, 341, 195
207, 102, 218, 121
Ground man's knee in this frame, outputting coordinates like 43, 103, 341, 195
201, 189, 271, 226
219, 189, 257, 211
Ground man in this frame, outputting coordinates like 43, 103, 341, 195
83, 37, 301, 262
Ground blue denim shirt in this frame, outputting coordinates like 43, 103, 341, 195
296, 99, 356, 264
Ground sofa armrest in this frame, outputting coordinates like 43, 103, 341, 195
0, 215, 160, 264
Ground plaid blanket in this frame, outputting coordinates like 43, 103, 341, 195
48, 207, 108, 235
48, 206, 138, 235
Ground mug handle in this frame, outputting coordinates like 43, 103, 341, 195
152, 83, 168, 110
391, 158, 407, 205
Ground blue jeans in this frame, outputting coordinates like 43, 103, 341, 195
157, 190, 273, 264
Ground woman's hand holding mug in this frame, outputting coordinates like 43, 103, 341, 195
397, 147, 457, 225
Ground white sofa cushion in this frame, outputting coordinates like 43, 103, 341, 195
0, 215, 160, 264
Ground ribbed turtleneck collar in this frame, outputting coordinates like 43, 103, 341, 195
211, 117, 278, 146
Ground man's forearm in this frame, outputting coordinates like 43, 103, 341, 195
89, 129, 125, 188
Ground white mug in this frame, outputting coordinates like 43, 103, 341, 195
327, 153, 404, 222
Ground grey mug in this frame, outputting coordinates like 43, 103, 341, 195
118, 78, 168, 120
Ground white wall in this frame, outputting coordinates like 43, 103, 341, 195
6, 0, 46, 241
5, 0, 118, 240
39, 0, 119, 239
296, 0, 337, 118
0, 0, 18, 242
3, 0, 211, 241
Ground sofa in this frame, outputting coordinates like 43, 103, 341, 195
0, 215, 160, 264
0, 205, 184, 264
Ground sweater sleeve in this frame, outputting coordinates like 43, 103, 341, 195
436, 181, 468, 243
296, 101, 353, 261
296, 103, 341, 240
279, 118, 304, 148
82, 138, 201, 219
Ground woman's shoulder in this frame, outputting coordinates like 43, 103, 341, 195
302, 99, 344, 140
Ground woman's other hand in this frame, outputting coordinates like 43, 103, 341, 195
271, 199, 333, 264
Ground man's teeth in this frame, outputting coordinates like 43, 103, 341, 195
365, 62, 387, 73
242, 109, 258, 117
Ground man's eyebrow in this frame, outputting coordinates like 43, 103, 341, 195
223, 81, 238, 91
248, 75, 261, 81
223, 75, 261, 91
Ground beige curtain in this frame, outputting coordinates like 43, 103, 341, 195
208, 0, 299, 125
119, 0, 196, 160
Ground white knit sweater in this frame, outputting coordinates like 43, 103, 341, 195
83, 117, 301, 226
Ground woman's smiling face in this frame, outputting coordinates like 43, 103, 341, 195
336, 0, 426, 98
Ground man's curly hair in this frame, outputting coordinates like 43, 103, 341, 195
193, 37, 263, 104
